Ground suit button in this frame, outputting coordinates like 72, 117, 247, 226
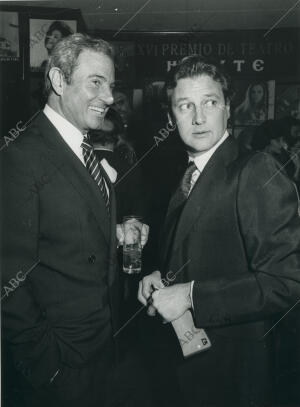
88, 255, 96, 264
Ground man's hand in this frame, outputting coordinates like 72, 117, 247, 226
140, 223, 150, 247
138, 270, 164, 316
116, 222, 149, 248
151, 283, 192, 323
116, 224, 124, 248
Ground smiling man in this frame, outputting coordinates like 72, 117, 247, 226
138, 56, 300, 407
2, 34, 118, 407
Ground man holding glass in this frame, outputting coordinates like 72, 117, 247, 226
2, 33, 150, 407
138, 56, 300, 407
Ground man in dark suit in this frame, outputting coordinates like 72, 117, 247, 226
138, 56, 300, 407
2, 33, 119, 407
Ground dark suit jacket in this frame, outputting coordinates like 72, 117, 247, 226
160, 136, 300, 406
1, 113, 119, 395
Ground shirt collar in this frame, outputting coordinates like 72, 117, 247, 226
191, 130, 229, 173
43, 104, 86, 163
93, 146, 114, 152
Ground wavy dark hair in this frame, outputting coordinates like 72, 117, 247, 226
164, 55, 234, 106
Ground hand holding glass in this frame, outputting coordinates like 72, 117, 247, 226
122, 216, 143, 274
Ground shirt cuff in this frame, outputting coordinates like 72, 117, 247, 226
190, 280, 195, 309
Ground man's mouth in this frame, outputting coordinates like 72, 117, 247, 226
88, 106, 106, 116
192, 130, 209, 135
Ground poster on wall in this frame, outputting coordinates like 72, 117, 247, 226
233, 80, 275, 126
0, 11, 19, 62
275, 84, 300, 120
29, 19, 77, 71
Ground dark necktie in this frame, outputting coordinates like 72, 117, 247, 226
180, 161, 197, 198
81, 137, 110, 213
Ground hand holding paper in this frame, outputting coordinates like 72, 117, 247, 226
138, 273, 211, 357
150, 283, 192, 323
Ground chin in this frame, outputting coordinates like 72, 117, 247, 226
89, 118, 105, 130
191, 140, 211, 153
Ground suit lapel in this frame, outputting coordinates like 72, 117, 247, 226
165, 136, 239, 255
36, 113, 111, 244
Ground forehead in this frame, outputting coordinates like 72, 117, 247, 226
73, 49, 114, 81
172, 74, 224, 101
51, 30, 62, 36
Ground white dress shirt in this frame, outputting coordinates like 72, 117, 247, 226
43, 105, 112, 196
188, 130, 230, 306
188, 130, 229, 195
44, 104, 86, 165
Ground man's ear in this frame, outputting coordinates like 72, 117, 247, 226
48, 67, 65, 96
225, 102, 231, 120
167, 111, 175, 126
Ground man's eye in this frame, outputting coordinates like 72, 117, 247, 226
179, 102, 193, 111
92, 80, 101, 87
204, 99, 218, 109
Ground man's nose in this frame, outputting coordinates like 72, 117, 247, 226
192, 106, 206, 125
100, 86, 114, 106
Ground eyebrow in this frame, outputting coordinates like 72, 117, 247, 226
174, 93, 222, 102
88, 74, 104, 78
87, 74, 110, 82
202, 93, 222, 99
174, 97, 189, 103
87, 74, 115, 87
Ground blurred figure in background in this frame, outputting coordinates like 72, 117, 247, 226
290, 98, 300, 120
252, 117, 300, 185
112, 86, 133, 127
235, 126, 257, 152
111, 83, 152, 161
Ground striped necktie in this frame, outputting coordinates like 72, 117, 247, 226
81, 137, 110, 213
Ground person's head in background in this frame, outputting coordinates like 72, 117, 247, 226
264, 121, 289, 154
89, 108, 125, 150
290, 98, 300, 121
165, 55, 233, 157
45, 33, 115, 134
112, 85, 132, 126
252, 117, 300, 152
44, 21, 73, 55
236, 126, 257, 151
